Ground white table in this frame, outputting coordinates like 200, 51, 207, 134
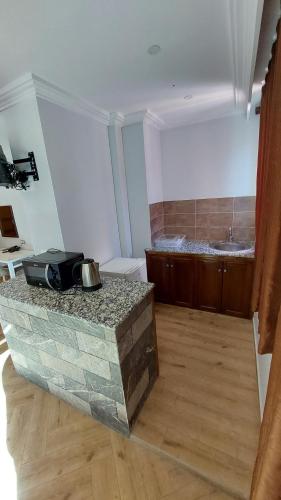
0, 248, 34, 279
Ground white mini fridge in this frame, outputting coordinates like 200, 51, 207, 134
100, 258, 147, 282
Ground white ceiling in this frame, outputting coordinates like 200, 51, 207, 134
0, 0, 264, 127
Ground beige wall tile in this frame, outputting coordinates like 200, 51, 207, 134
163, 200, 195, 214
152, 196, 256, 243
233, 228, 256, 241
151, 230, 164, 242
234, 196, 256, 212
149, 202, 164, 219
196, 197, 233, 213
164, 226, 196, 239
164, 213, 195, 227
196, 212, 233, 228
233, 211, 255, 228
150, 215, 164, 234
196, 227, 229, 241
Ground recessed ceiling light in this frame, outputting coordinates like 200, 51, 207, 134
147, 44, 161, 55
184, 95, 192, 100
171, 83, 176, 88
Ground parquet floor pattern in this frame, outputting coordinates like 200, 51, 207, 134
0, 304, 259, 500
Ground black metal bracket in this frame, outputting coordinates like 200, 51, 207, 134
13, 152, 39, 182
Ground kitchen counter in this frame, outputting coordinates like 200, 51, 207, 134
0, 274, 158, 435
149, 239, 255, 258
0, 272, 154, 328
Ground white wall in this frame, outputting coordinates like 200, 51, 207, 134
161, 114, 259, 201
0, 116, 31, 248
37, 99, 121, 264
143, 123, 163, 204
0, 98, 64, 252
122, 123, 151, 257
253, 313, 272, 419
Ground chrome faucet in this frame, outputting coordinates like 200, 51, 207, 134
228, 226, 234, 242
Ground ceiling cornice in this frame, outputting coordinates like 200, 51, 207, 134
109, 109, 166, 130
109, 112, 125, 126
144, 110, 166, 129
227, 0, 264, 113
228, 0, 241, 108
0, 70, 253, 132
0, 73, 110, 125
121, 109, 165, 129
0, 73, 36, 112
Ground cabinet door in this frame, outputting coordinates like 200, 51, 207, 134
170, 255, 195, 307
221, 259, 254, 318
146, 253, 171, 303
195, 257, 222, 312
0, 205, 18, 237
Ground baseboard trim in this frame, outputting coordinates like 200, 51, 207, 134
252, 313, 271, 420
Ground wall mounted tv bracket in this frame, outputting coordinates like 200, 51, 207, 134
12, 152, 39, 189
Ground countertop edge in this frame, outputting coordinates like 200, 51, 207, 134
145, 247, 255, 259
0, 276, 155, 331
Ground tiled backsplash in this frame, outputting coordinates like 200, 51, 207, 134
149, 202, 165, 242
150, 196, 256, 243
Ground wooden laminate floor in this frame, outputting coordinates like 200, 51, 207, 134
133, 304, 260, 499
0, 304, 259, 500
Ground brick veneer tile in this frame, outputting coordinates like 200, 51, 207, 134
48, 311, 107, 340
56, 342, 111, 380
132, 304, 153, 344
0, 305, 32, 330
84, 370, 124, 404
48, 381, 92, 415
127, 369, 149, 420
1, 290, 158, 436
30, 316, 79, 349
8, 324, 59, 357
76, 331, 119, 364
39, 350, 86, 384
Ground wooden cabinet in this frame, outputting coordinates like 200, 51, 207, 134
145, 253, 171, 303
170, 255, 195, 307
195, 257, 222, 313
146, 251, 254, 319
146, 253, 195, 306
221, 259, 254, 318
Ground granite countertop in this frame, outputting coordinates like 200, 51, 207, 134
148, 240, 255, 258
0, 273, 154, 329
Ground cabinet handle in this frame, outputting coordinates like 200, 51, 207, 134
224, 269, 227, 273
218, 268, 222, 272
170, 264, 174, 268
165, 264, 170, 268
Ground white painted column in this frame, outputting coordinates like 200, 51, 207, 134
122, 122, 152, 257
108, 120, 132, 257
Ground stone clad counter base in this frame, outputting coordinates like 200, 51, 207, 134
0, 277, 158, 436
